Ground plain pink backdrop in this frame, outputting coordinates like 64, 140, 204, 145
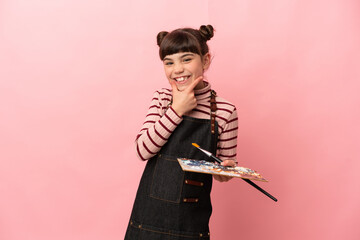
1, 0, 359, 239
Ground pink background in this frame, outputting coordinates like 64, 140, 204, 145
1, 0, 359, 239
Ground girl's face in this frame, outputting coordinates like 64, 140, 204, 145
163, 52, 210, 91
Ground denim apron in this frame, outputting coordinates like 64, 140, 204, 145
125, 93, 218, 240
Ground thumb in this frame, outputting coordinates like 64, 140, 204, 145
170, 80, 178, 93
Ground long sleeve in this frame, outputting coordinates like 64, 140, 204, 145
135, 90, 183, 160
217, 108, 238, 161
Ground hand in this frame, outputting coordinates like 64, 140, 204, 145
213, 159, 237, 182
170, 76, 203, 116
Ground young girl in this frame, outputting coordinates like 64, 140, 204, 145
125, 25, 238, 240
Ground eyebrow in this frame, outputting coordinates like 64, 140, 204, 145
163, 53, 195, 61
180, 53, 195, 58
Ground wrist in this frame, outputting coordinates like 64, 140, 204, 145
171, 104, 184, 117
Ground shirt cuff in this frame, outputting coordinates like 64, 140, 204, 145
167, 106, 183, 124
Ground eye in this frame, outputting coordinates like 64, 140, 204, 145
164, 61, 173, 66
183, 58, 192, 62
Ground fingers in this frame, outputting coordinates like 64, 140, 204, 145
221, 160, 237, 168
170, 80, 178, 92
185, 75, 203, 92
213, 175, 223, 182
214, 159, 236, 182
213, 174, 233, 182
221, 176, 233, 182
171, 75, 203, 93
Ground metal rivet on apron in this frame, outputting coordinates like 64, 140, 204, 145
208, 232, 210, 236
200, 233, 203, 237
138, 224, 142, 228
183, 198, 199, 203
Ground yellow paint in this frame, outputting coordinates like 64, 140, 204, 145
192, 143, 200, 148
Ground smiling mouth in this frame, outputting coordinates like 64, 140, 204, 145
174, 76, 191, 83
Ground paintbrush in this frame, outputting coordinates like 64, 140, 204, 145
191, 143, 222, 164
191, 142, 278, 202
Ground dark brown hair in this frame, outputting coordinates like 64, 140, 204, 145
156, 25, 214, 60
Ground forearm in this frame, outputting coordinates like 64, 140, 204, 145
135, 106, 182, 160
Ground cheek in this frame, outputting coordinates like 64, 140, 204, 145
191, 63, 204, 74
164, 68, 172, 78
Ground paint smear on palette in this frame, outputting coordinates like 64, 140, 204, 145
177, 158, 268, 182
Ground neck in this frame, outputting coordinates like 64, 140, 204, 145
194, 80, 205, 90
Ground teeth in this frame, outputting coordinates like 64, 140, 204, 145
175, 76, 188, 82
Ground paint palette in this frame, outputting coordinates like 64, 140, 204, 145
177, 158, 268, 182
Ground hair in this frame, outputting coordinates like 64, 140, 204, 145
156, 25, 214, 60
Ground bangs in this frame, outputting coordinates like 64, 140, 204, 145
159, 30, 201, 60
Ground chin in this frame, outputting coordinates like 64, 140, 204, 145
176, 84, 188, 91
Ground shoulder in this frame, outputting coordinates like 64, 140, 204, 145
149, 88, 172, 111
215, 95, 237, 115
214, 95, 238, 133
153, 88, 172, 100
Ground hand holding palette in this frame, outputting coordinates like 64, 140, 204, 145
187, 142, 278, 202
177, 158, 267, 182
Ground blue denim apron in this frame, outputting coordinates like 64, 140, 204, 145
125, 95, 218, 240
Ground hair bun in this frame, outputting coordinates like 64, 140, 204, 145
199, 25, 214, 41
156, 31, 169, 46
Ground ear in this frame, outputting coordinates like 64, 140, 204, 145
202, 53, 211, 71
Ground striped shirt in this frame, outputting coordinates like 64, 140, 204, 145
135, 82, 238, 161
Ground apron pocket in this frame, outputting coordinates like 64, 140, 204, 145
150, 155, 184, 203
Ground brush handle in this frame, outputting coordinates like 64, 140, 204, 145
210, 155, 223, 164
242, 178, 278, 202
201, 146, 278, 202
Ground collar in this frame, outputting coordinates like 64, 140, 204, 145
194, 81, 212, 101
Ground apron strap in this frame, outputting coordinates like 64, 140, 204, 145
210, 90, 217, 134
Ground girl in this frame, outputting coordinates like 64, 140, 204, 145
125, 25, 238, 240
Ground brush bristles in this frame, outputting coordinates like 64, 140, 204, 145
192, 143, 200, 148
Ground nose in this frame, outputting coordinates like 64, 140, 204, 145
173, 62, 184, 74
